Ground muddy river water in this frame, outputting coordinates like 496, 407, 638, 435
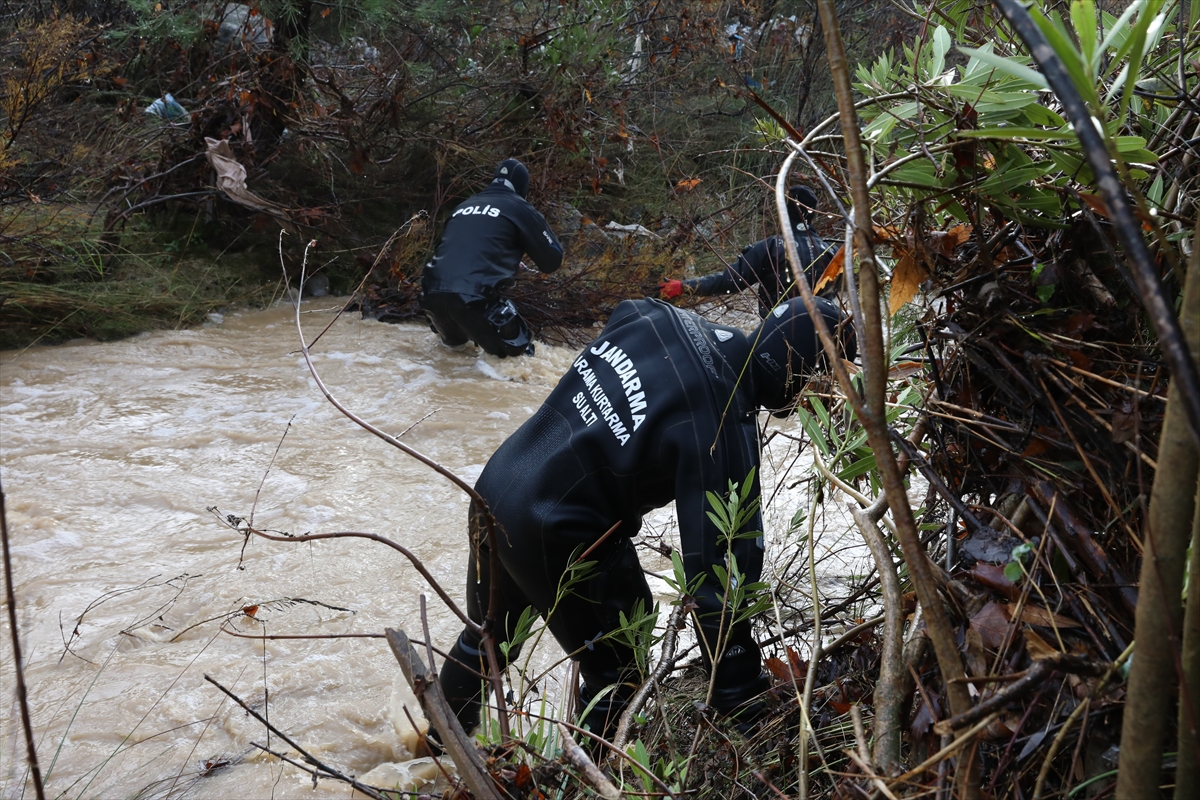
0, 301, 873, 799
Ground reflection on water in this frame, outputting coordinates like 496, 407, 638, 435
0, 301, 871, 798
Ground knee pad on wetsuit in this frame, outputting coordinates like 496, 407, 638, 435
590, 538, 654, 632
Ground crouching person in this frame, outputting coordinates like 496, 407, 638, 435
435, 296, 854, 744
420, 159, 563, 358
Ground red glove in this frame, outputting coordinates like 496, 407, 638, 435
659, 279, 684, 299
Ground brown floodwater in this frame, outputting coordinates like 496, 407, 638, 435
0, 301, 873, 799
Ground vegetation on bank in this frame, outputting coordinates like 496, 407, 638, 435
2, 0, 910, 348
2, 2, 1199, 800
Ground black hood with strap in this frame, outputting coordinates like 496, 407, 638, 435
493, 158, 530, 198
750, 297, 855, 412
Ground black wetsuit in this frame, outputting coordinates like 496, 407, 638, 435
684, 226, 835, 316
421, 181, 563, 356
439, 298, 770, 735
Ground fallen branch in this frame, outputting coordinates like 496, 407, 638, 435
248, 741, 422, 798
1028, 481, 1138, 615
805, 9, 979, 798
613, 603, 686, 751
384, 628, 503, 800
934, 654, 1105, 736
848, 497, 905, 769
226, 522, 477, 632
889, 713, 1000, 787
558, 722, 620, 800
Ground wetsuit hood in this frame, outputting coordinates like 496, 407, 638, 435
786, 185, 818, 228
493, 159, 530, 198
750, 297, 854, 413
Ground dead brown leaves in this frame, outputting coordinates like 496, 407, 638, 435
811, 223, 973, 315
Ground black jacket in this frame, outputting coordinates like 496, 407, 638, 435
684, 226, 835, 315
476, 299, 764, 650
422, 182, 563, 302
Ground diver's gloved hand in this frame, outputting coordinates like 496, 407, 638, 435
659, 280, 684, 299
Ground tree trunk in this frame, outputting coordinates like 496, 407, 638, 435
1174, 226, 1200, 800
1118, 222, 1199, 797
850, 501, 905, 769
1178, 490, 1200, 800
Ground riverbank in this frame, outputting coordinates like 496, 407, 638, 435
0, 203, 292, 350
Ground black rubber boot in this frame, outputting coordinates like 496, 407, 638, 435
436, 632, 489, 735
577, 681, 631, 741
703, 622, 771, 727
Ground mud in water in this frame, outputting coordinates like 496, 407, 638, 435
0, 301, 874, 798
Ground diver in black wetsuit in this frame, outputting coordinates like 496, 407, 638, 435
420, 159, 564, 357
660, 185, 836, 316
435, 295, 854, 741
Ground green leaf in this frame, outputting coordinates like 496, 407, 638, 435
1022, 104, 1067, 127
954, 127, 1074, 141
1110, 4, 1167, 115
1147, 173, 1165, 205
958, 45, 1048, 89
1071, 0, 1098, 76
812, 395, 831, 430
1012, 186, 1063, 216
1004, 560, 1024, 582
1046, 148, 1095, 184
889, 160, 943, 188
795, 407, 831, 458
671, 549, 687, 592
1114, 134, 1156, 154
837, 454, 878, 482
1029, 6, 1103, 112
1098, 0, 1143, 56
979, 164, 1046, 194
628, 739, 654, 793
943, 85, 1042, 112
862, 101, 919, 143
929, 25, 951, 80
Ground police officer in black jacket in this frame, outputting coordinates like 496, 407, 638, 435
436, 295, 854, 741
660, 186, 835, 316
421, 159, 564, 357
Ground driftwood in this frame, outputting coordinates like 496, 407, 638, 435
384, 628, 504, 800
557, 722, 620, 799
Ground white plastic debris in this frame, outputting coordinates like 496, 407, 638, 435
144, 93, 187, 123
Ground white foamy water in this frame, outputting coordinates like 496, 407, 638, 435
0, 301, 875, 799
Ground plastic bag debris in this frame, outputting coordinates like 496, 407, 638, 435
145, 94, 188, 123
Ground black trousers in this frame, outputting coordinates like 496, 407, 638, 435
437, 503, 654, 737
420, 292, 534, 358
